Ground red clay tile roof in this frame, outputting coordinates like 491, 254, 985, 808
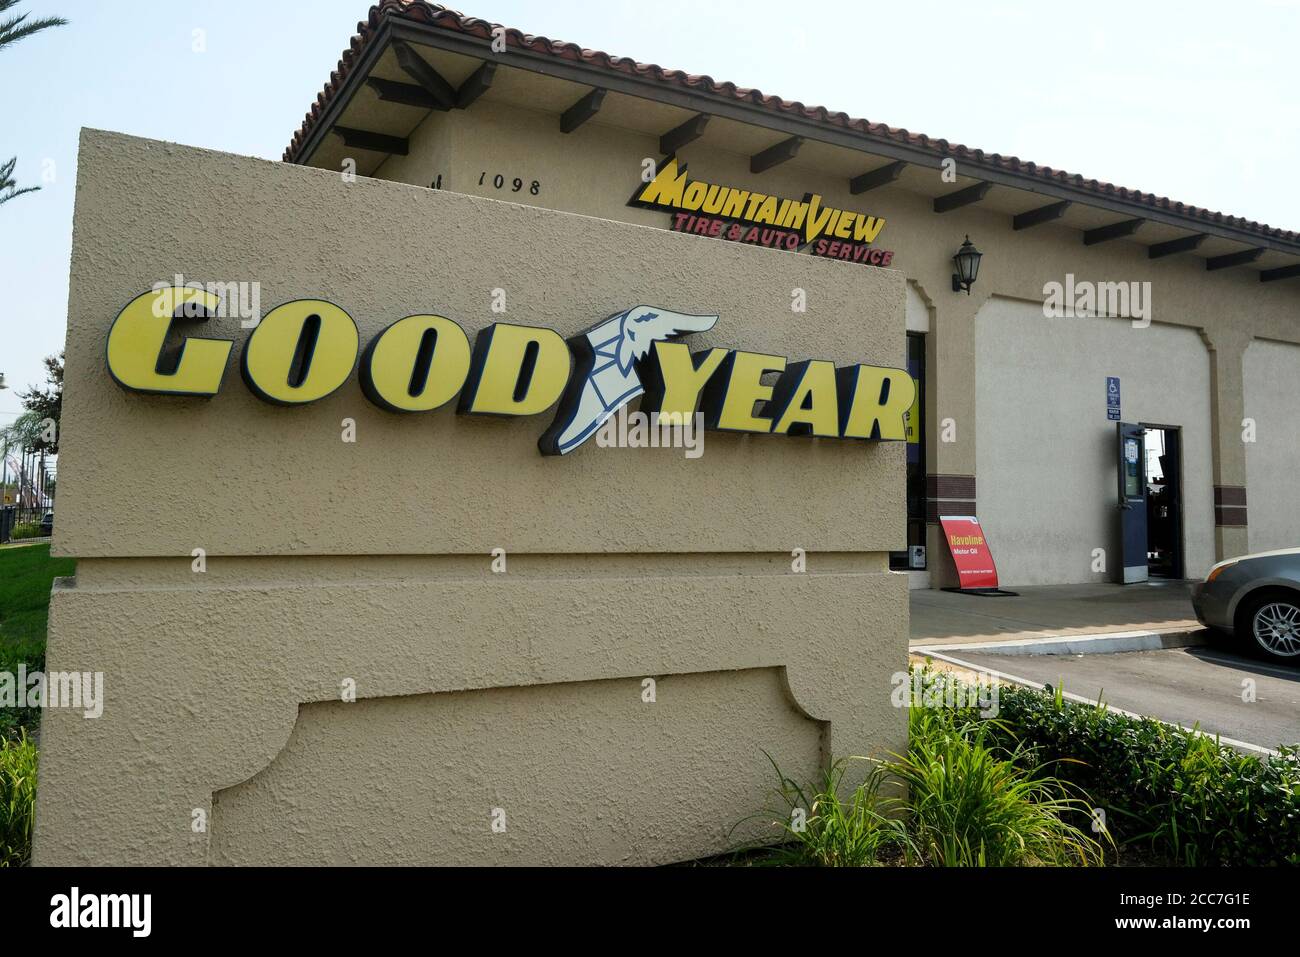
285, 0, 1300, 246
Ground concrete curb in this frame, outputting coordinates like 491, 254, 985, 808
912, 627, 1211, 657
912, 646, 1277, 757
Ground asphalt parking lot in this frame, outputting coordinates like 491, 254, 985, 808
948, 644, 1300, 752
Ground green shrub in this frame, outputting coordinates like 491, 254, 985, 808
7, 523, 44, 540
742, 754, 916, 866
0, 640, 43, 740
991, 684, 1300, 866
892, 703, 1108, 866
740, 678, 1108, 866
0, 732, 37, 867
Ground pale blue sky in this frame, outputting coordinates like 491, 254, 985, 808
2, 0, 1298, 420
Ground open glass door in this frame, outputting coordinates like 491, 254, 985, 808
1116, 422, 1148, 584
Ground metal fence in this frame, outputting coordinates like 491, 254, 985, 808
0, 504, 52, 543
1, 442, 55, 543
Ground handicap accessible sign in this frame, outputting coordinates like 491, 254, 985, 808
1107, 376, 1121, 421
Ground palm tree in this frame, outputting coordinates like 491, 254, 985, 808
1, 1, 67, 205
0, 0, 66, 51
0, 156, 39, 205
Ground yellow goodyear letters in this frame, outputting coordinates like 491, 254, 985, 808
105, 286, 233, 396
457, 322, 570, 417
770, 359, 841, 438
837, 364, 917, 441
360, 315, 472, 413
106, 288, 914, 453
702, 351, 788, 434
637, 342, 728, 420
241, 300, 359, 405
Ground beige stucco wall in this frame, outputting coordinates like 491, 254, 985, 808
372, 93, 1300, 581
210, 667, 820, 865
1243, 339, 1300, 553
35, 129, 910, 866
975, 298, 1215, 585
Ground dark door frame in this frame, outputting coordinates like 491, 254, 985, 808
1139, 421, 1185, 580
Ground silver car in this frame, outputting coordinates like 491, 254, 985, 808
1192, 547, 1300, 663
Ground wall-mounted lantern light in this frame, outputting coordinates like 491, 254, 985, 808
951, 235, 983, 294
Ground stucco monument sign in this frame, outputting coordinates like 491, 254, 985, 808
34, 130, 910, 866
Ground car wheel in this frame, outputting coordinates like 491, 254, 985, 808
1237, 591, 1300, 664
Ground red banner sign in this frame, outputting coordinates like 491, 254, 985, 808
939, 515, 1000, 590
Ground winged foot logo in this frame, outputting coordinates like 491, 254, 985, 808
537, 304, 916, 456
104, 287, 915, 457
539, 306, 718, 455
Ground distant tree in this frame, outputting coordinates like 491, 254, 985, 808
16, 351, 62, 453
0, 410, 48, 506
0, 410, 43, 451
0, 1, 67, 205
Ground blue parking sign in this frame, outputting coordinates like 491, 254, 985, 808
1107, 376, 1121, 420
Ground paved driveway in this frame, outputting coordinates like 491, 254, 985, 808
948, 644, 1300, 751
911, 580, 1199, 645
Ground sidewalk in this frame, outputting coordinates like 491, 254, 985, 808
910, 579, 1201, 647
0, 537, 51, 549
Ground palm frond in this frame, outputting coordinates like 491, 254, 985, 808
0, 5, 68, 52
0, 156, 40, 205
0, 184, 40, 205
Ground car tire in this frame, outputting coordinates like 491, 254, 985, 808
1235, 589, 1300, 665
